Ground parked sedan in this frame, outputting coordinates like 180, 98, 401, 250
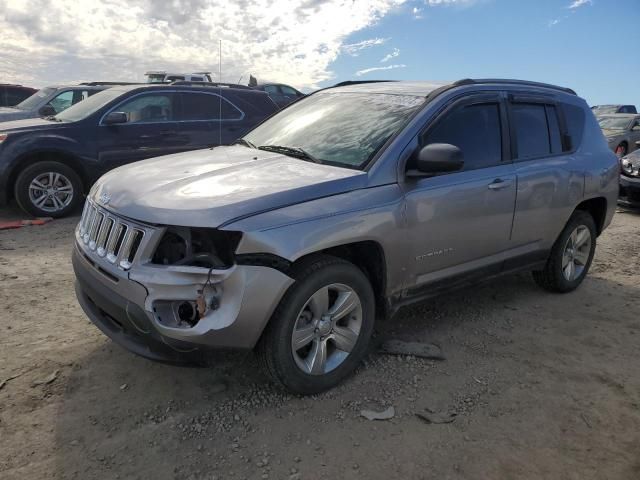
0, 84, 278, 217
598, 114, 640, 157
619, 143, 640, 208
0, 85, 109, 123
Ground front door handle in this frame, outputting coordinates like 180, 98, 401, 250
488, 178, 513, 190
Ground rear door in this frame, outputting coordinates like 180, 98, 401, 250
507, 95, 584, 256
403, 93, 517, 289
96, 91, 185, 171
177, 91, 245, 149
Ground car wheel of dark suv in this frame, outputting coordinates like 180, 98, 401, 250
532, 210, 597, 293
15, 161, 83, 218
258, 255, 375, 395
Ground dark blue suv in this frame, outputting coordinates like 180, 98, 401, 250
0, 84, 278, 217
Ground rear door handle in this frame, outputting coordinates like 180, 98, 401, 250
488, 178, 513, 190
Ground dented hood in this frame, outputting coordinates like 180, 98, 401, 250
91, 145, 367, 227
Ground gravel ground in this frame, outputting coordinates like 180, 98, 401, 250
1, 204, 639, 480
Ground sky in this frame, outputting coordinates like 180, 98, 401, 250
0, 0, 639, 107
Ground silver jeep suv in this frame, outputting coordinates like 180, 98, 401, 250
73, 79, 618, 394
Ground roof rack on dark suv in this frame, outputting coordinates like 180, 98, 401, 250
171, 81, 253, 90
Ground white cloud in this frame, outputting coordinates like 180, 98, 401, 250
355, 63, 406, 76
412, 6, 424, 19
380, 48, 400, 63
425, 0, 477, 5
548, 18, 561, 27
0, 0, 406, 89
342, 37, 390, 56
568, 0, 592, 9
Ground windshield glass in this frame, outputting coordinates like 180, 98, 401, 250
243, 92, 425, 169
598, 116, 632, 130
55, 88, 124, 122
593, 106, 618, 115
15, 87, 56, 110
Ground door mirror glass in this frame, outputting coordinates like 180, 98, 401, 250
103, 111, 128, 125
409, 143, 464, 176
38, 105, 56, 117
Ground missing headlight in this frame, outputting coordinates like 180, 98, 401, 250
152, 227, 242, 268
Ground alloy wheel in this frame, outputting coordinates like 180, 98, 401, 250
561, 225, 592, 281
291, 283, 363, 375
28, 172, 74, 213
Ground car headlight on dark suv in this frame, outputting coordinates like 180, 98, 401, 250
621, 157, 640, 177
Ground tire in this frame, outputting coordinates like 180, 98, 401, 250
258, 255, 375, 395
532, 210, 597, 293
14, 161, 83, 218
615, 143, 628, 158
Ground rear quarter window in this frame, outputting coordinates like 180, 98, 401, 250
562, 103, 586, 151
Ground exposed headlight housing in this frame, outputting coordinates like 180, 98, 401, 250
621, 157, 640, 177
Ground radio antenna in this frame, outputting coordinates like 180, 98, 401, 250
218, 39, 222, 148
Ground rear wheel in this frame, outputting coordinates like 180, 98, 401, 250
14, 161, 83, 218
258, 256, 375, 395
532, 211, 597, 293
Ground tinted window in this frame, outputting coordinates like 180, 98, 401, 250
48, 90, 74, 113
512, 103, 550, 159
117, 94, 175, 123
166, 76, 185, 82
563, 103, 585, 150
191, 77, 204, 82
422, 103, 502, 170
264, 85, 280, 95
180, 93, 243, 121
281, 85, 298, 96
546, 105, 562, 154
6, 88, 33, 106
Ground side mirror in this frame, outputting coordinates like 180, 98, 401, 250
39, 105, 56, 117
407, 143, 464, 177
103, 111, 128, 125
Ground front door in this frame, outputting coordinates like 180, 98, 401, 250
402, 93, 517, 290
96, 92, 186, 172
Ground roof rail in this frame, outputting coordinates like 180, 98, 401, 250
79, 82, 141, 86
454, 78, 576, 95
331, 80, 395, 88
170, 80, 253, 90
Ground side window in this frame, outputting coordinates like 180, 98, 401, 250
7, 88, 32, 105
71, 90, 90, 105
422, 102, 503, 171
264, 85, 280, 95
546, 105, 562, 154
48, 90, 74, 113
281, 85, 297, 96
166, 76, 185, 82
191, 76, 204, 82
116, 94, 175, 123
562, 103, 585, 151
180, 93, 243, 121
512, 103, 550, 159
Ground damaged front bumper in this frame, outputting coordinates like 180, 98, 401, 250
72, 226, 293, 364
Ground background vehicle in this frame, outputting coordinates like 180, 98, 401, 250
145, 71, 213, 83
72, 79, 618, 395
0, 84, 37, 107
592, 104, 637, 115
619, 142, 640, 208
0, 85, 110, 123
0, 83, 278, 217
598, 114, 640, 157
248, 76, 304, 108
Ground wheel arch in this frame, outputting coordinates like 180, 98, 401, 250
574, 196, 607, 235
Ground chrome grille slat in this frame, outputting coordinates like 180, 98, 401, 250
77, 200, 151, 271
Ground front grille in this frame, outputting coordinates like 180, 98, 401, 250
78, 200, 148, 270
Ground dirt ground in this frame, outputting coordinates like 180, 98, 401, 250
1, 204, 639, 480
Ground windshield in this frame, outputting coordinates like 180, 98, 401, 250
55, 88, 124, 122
598, 116, 632, 130
243, 92, 425, 169
15, 87, 56, 110
593, 106, 618, 115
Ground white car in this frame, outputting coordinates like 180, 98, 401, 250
145, 71, 213, 83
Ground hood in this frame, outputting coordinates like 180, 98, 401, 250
0, 117, 60, 132
91, 145, 368, 227
0, 108, 33, 123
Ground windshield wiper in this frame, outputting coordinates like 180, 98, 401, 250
257, 145, 322, 164
233, 138, 256, 149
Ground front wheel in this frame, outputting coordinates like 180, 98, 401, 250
258, 256, 375, 395
14, 161, 83, 218
532, 211, 597, 293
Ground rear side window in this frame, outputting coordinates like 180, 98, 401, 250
422, 103, 503, 171
546, 105, 562, 154
179, 92, 243, 121
562, 103, 585, 151
512, 103, 551, 159
264, 85, 280, 95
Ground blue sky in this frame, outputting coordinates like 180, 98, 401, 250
324, 0, 640, 107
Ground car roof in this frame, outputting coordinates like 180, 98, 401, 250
106, 83, 271, 96
43, 84, 109, 90
322, 78, 576, 97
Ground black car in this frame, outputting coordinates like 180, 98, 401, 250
0, 84, 37, 107
0, 84, 278, 217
